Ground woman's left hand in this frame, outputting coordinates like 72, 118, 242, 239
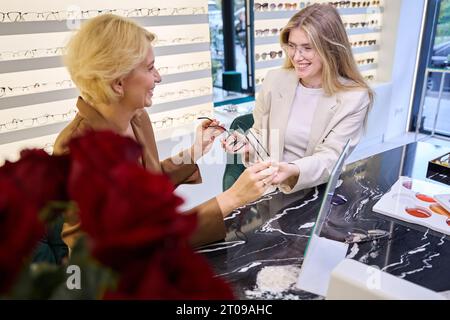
191, 119, 226, 161
271, 162, 300, 187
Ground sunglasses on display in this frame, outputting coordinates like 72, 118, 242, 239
255, 50, 283, 61
344, 20, 379, 29
255, 27, 283, 37
0, 7, 206, 23
357, 58, 375, 65
351, 39, 377, 47
254, 3, 298, 11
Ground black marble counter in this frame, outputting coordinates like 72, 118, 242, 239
199, 141, 450, 299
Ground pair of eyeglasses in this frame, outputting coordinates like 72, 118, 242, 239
198, 117, 271, 162
255, 27, 283, 37
255, 50, 283, 61
344, 20, 379, 29
255, 77, 265, 85
157, 61, 211, 75
282, 43, 316, 60
364, 75, 374, 81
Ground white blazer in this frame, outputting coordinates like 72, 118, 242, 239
249, 68, 371, 193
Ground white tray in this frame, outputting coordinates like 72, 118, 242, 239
373, 177, 450, 235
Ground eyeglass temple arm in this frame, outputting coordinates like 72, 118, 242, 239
234, 121, 271, 158
235, 124, 265, 162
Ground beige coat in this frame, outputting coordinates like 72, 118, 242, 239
250, 68, 370, 193
54, 97, 226, 248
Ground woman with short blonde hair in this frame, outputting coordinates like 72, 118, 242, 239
224, 3, 373, 194
54, 14, 276, 254
64, 14, 156, 106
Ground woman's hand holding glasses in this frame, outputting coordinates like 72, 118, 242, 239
190, 117, 227, 162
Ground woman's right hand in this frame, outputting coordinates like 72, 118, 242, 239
216, 161, 278, 216
220, 131, 253, 155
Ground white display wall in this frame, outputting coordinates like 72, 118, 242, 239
0, 0, 213, 164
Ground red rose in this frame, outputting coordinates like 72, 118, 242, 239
67, 130, 234, 299
1, 149, 70, 208
70, 162, 195, 269
68, 130, 142, 175
0, 177, 44, 294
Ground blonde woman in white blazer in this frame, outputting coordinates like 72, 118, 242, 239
222, 3, 373, 194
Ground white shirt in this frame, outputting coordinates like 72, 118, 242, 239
282, 82, 323, 163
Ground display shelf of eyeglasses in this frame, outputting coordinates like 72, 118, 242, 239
150, 109, 212, 131
0, 120, 71, 145
0, 11, 209, 37
0, 109, 77, 134
0, 7, 208, 23
0, 80, 74, 99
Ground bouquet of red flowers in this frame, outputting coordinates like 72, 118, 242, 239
0, 130, 233, 300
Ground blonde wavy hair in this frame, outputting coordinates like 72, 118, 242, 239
64, 14, 155, 105
280, 3, 373, 106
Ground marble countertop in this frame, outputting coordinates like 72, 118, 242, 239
199, 141, 450, 299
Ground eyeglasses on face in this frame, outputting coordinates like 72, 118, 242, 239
255, 50, 283, 61
0, 109, 77, 132
281, 43, 316, 60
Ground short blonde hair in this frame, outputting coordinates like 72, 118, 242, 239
280, 3, 373, 107
64, 14, 155, 105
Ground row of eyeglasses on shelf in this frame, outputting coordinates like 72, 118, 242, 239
254, 1, 382, 11
0, 7, 206, 23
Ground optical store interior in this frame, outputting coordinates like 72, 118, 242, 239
1, 0, 450, 300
